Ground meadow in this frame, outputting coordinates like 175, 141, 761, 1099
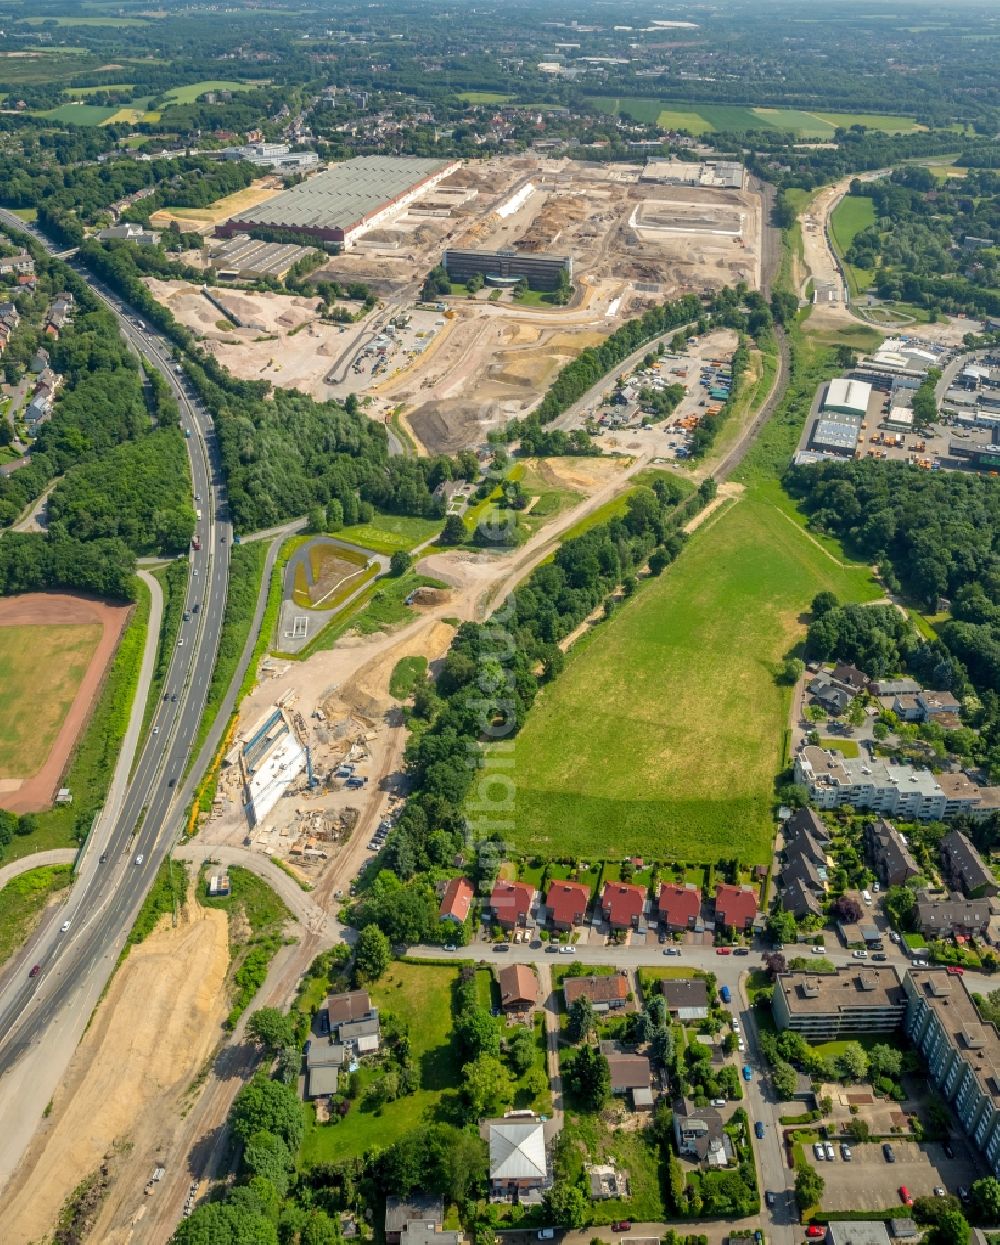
829, 195, 877, 297
0, 622, 100, 776
506, 493, 878, 865
589, 97, 920, 138
161, 80, 260, 106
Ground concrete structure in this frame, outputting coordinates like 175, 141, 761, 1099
640, 159, 745, 190
207, 233, 315, 280
221, 142, 319, 170
772, 965, 906, 1041
795, 745, 1000, 821
240, 706, 306, 826
904, 969, 1000, 1180
218, 156, 458, 248
484, 1112, 548, 1201
443, 247, 571, 291
810, 416, 862, 456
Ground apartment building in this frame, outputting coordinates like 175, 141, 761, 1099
772, 966, 906, 1041
904, 969, 1000, 1178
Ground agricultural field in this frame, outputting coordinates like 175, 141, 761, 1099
506, 494, 878, 865
0, 621, 101, 777
17, 13, 154, 24
589, 97, 920, 138
34, 102, 118, 125
299, 961, 462, 1165
160, 79, 261, 106
457, 91, 512, 104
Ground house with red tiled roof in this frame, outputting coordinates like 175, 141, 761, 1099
714, 883, 758, 932
600, 881, 647, 930
657, 883, 702, 931
546, 880, 591, 931
490, 881, 536, 930
439, 877, 474, 924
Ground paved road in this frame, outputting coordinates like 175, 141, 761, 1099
0, 209, 233, 1191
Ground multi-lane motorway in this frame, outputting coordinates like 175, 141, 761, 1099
0, 211, 232, 1172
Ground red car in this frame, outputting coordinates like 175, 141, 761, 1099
28, 964, 40, 979
806, 1229, 824, 1239
899, 1185, 913, 1206
716, 947, 732, 956
946, 965, 965, 976
611, 1223, 632, 1234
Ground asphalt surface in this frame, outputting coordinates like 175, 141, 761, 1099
0, 212, 231, 1086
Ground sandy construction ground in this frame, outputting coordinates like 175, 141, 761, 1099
149, 176, 285, 233
0, 593, 130, 813
1, 887, 229, 1244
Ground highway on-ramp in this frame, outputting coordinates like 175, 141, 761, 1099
0, 210, 232, 1189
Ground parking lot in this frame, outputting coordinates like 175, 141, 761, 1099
819, 1137, 979, 1211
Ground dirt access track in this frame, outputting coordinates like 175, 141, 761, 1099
1, 882, 230, 1245
0, 593, 130, 813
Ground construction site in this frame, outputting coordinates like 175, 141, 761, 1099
142, 154, 762, 452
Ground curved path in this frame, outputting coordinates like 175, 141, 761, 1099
0, 850, 77, 892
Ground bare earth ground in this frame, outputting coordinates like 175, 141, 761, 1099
0, 593, 130, 813
148, 176, 285, 233
1, 886, 229, 1244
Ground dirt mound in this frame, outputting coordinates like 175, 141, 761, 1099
409, 400, 497, 455
409, 586, 451, 608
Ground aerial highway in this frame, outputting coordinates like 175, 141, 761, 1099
0, 209, 233, 1182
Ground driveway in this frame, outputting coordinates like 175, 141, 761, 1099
535, 962, 564, 1144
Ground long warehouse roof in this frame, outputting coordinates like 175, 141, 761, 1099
226, 155, 451, 231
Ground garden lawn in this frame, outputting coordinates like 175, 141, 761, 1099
299, 961, 462, 1166
504, 494, 877, 864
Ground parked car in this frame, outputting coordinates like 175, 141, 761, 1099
810, 946, 825, 955
754, 1122, 765, 1139
944, 1143, 955, 1159
852, 949, 868, 958
710, 1098, 727, 1107
872, 953, 887, 962
738, 1038, 746, 1051
494, 943, 510, 952
537, 1232, 554, 1241
883, 1143, 896, 1163
934, 1187, 947, 1198
806, 1229, 824, 1239
813, 1143, 825, 1161
716, 947, 732, 956
733, 948, 749, 956
742, 1064, 752, 1082
559, 945, 575, 955
663, 947, 681, 956
959, 1186, 971, 1202
611, 1222, 631, 1233
841, 1144, 852, 1161
765, 1191, 776, 1208
444, 944, 458, 952
899, 1186, 913, 1206
824, 1143, 835, 1162
947, 965, 965, 976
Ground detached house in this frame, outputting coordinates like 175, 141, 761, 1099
714, 883, 758, 933
657, 882, 701, 932
673, 1099, 734, 1166
439, 876, 474, 924
600, 881, 647, 931
563, 972, 629, 1013
545, 880, 591, 931
489, 881, 535, 931
498, 964, 537, 1013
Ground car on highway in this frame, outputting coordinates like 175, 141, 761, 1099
29, 964, 41, 978
177, 637, 184, 647
899, 1185, 913, 1206
754, 1121, 765, 1139
883, 1143, 896, 1163
742, 1064, 752, 1081
99, 853, 108, 864
153, 726, 159, 735
135, 853, 144, 866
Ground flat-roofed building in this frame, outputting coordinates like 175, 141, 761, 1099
443, 248, 571, 291
904, 968, 1000, 1178
823, 377, 872, 417
772, 965, 906, 1041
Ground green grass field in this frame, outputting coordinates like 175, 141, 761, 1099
299, 961, 462, 1165
590, 97, 919, 138
337, 512, 442, 554
35, 102, 118, 125
0, 622, 101, 777
829, 195, 877, 297
18, 14, 152, 24
161, 80, 259, 106
457, 91, 512, 105
503, 494, 878, 865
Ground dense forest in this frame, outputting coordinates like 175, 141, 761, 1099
788, 460, 1000, 781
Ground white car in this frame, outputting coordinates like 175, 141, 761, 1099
811, 945, 826, 955
824, 1143, 836, 1162
135, 853, 144, 866
60, 920, 71, 933
738, 1039, 746, 1051
732, 1017, 740, 1030
813, 1143, 825, 1161
853, 949, 868, 959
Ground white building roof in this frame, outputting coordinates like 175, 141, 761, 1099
488, 1117, 547, 1181
824, 377, 872, 416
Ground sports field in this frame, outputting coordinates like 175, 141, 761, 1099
506, 495, 878, 865
0, 623, 101, 776
590, 97, 920, 138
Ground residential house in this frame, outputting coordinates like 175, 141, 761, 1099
545, 880, 591, 931
45, 292, 73, 339
824, 1226, 892, 1245
0, 252, 33, 276
401, 1226, 464, 1245
832, 663, 868, 694
808, 677, 853, 715
305, 1038, 345, 1099
714, 883, 758, 933
600, 880, 647, 930
657, 882, 701, 932
673, 1099, 734, 1166
439, 876, 474, 923
866, 818, 921, 888
489, 881, 535, 931
782, 820, 828, 892
870, 677, 921, 697
385, 1198, 444, 1245
95, 222, 161, 246
941, 830, 999, 898
889, 694, 923, 722
781, 877, 823, 920
0, 301, 20, 332
325, 990, 380, 1052
484, 1112, 548, 1201
918, 691, 962, 719
601, 1044, 652, 1098
563, 972, 629, 1013
29, 347, 49, 374
784, 807, 830, 842
498, 963, 537, 1013
914, 889, 993, 940
660, 977, 710, 1021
